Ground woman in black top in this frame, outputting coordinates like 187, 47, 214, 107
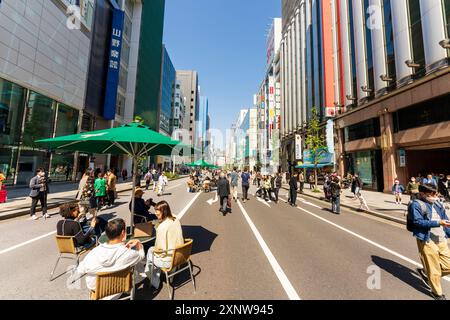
56, 203, 99, 248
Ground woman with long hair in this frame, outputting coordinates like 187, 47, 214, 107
144, 201, 184, 288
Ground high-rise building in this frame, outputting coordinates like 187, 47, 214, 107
332, 0, 450, 192
176, 70, 199, 146
198, 96, 209, 152
171, 80, 185, 134
159, 45, 175, 136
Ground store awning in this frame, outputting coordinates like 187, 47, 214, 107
295, 163, 334, 169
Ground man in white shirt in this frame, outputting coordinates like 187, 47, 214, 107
72, 218, 145, 295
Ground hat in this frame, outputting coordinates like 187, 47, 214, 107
419, 183, 437, 193
135, 188, 144, 196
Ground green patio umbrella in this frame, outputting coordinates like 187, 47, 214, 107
36, 121, 194, 228
185, 159, 217, 168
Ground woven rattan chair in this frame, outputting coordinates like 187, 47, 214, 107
89, 267, 135, 300
150, 238, 196, 299
49, 235, 95, 281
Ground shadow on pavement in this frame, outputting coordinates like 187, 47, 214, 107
182, 225, 218, 255
371, 255, 431, 296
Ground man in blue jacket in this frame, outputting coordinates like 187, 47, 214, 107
410, 183, 450, 300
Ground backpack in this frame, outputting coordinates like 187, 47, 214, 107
406, 199, 428, 232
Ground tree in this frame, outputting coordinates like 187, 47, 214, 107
304, 107, 327, 192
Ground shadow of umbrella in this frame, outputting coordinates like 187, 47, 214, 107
182, 225, 218, 255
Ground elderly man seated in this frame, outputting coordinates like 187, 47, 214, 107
129, 188, 157, 224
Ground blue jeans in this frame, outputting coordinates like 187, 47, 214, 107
332, 196, 340, 213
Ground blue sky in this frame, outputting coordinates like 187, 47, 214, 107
163, 0, 281, 148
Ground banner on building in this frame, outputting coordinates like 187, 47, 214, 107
326, 119, 335, 156
103, 6, 124, 120
398, 149, 406, 167
295, 135, 302, 160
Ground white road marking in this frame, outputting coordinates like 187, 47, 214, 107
0, 231, 56, 256
237, 200, 301, 300
206, 194, 218, 205
256, 196, 271, 208
291, 202, 450, 283
177, 192, 202, 220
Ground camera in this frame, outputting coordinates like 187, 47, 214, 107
146, 198, 156, 207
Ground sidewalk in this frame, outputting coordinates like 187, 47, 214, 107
0, 176, 188, 220
283, 184, 409, 225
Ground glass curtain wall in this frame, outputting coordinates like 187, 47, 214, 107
382, 0, 397, 88
407, 0, 426, 76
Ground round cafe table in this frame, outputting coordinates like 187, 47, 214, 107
98, 226, 155, 245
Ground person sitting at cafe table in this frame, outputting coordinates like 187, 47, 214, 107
129, 188, 157, 224
71, 218, 145, 297
144, 201, 184, 289
56, 202, 107, 249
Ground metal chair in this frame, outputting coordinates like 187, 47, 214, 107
150, 238, 196, 299
49, 235, 95, 281
89, 267, 135, 300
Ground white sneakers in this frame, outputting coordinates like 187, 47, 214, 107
31, 214, 50, 220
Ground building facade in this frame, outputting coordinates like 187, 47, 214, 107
332, 0, 450, 192
0, 0, 167, 185
159, 45, 175, 136
176, 70, 199, 146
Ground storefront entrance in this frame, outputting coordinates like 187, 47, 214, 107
345, 150, 384, 191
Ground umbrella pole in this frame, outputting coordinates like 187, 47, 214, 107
130, 156, 137, 235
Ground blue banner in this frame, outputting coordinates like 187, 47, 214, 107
103, 7, 124, 120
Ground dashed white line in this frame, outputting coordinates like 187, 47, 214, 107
237, 200, 301, 300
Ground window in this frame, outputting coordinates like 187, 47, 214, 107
444, 0, 450, 38
176, 84, 180, 89
191, 91, 194, 94
393, 93, 450, 132
344, 118, 381, 142
55, 104, 79, 137
382, 0, 396, 86
348, 0, 358, 107
408, 0, 425, 74
364, 0, 375, 97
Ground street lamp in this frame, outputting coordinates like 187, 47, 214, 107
380, 74, 393, 82
405, 59, 421, 69
439, 39, 450, 49
346, 95, 357, 102
361, 85, 373, 93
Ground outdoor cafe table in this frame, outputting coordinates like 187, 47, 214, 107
98, 226, 155, 245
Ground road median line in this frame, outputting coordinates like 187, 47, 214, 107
237, 199, 301, 300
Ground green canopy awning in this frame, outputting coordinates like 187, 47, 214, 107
186, 159, 218, 168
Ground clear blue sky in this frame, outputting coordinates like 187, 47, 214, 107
163, 0, 281, 148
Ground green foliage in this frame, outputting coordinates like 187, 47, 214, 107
134, 116, 144, 124
304, 107, 327, 165
165, 172, 180, 180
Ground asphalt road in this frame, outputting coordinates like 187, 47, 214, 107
0, 178, 447, 300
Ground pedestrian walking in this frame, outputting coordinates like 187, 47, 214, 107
407, 177, 420, 201
392, 178, 405, 205
256, 172, 262, 188
289, 173, 298, 207
408, 183, 450, 300
241, 168, 251, 203
230, 167, 239, 202
77, 168, 93, 214
352, 173, 363, 199
121, 169, 128, 182
94, 172, 107, 211
274, 173, 282, 204
144, 169, 152, 190
330, 175, 342, 214
106, 169, 117, 206
217, 172, 231, 215
29, 168, 50, 220
157, 172, 168, 196
298, 172, 305, 194
309, 174, 315, 189
152, 169, 159, 191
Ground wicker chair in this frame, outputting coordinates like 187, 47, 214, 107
49, 235, 95, 281
89, 267, 135, 300
150, 238, 196, 299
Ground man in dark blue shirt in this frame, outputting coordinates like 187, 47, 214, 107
241, 168, 251, 203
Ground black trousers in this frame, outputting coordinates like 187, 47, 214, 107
242, 185, 249, 200
107, 190, 115, 205
290, 188, 297, 205
299, 182, 304, 193
274, 188, 280, 202
30, 192, 47, 216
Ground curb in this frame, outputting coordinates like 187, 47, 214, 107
282, 186, 406, 225
0, 175, 188, 221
